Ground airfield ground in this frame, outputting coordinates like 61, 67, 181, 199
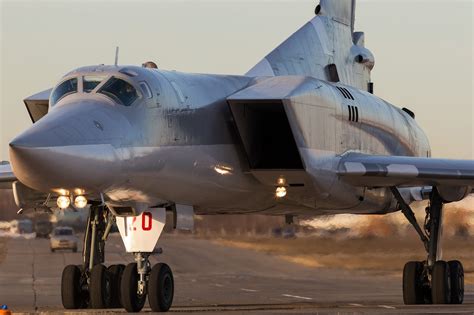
216, 235, 474, 284
0, 233, 473, 314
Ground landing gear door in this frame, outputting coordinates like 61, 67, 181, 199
116, 208, 166, 253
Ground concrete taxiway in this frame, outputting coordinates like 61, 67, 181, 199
0, 233, 473, 314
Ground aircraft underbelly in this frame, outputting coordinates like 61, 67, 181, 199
106, 143, 394, 216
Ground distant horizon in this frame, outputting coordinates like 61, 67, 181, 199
1, 0, 473, 161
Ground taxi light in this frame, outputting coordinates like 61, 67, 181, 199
74, 196, 88, 209
275, 186, 287, 198
214, 165, 233, 175
57, 196, 70, 209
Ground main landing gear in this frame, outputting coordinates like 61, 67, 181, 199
391, 187, 464, 305
60, 205, 174, 312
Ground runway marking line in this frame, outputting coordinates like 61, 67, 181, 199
214, 283, 224, 287
282, 294, 312, 300
348, 303, 364, 307
379, 305, 396, 309
241, 288, 258, 292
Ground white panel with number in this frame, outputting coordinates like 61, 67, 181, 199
116, 208, 166, 253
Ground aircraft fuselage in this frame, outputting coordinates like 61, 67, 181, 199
9, 65, 430, 216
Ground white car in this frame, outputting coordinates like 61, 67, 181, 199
50, 227, 78, 252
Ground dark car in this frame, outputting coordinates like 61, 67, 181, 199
35, 220, 53, 238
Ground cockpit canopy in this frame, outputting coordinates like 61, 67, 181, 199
50, 75, 139, 107
98, 77, 138, 106
83, 75, 106, 93
50, 78, 78, 105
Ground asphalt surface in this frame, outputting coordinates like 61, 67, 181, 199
0, 233, 473, 314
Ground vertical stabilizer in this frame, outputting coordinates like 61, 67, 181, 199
246, 0, 374, 92
319, 0, 355, 29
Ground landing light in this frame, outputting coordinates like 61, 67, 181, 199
214, 165, 233, 175
57, 195, 71, 209
275, 186, 287, 198
74, 196, 88, 209
277, 177, 286, 186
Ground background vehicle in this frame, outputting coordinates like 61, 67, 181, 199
35, 220, 53, 238
49, 226, 78, 252
10, 219, 33, 234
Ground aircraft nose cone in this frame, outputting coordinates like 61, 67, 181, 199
9, 100, 131, 192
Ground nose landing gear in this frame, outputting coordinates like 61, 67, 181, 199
148, 262, 175, 312
392, 187, 464, 305
60, 206, 174, 312
121, 261, 147, 312
120, 253, 175, 312
61, 206, 174, 312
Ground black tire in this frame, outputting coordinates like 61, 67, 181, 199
73, 247, 78, 253
403, 261, 424, 305
448, 260, 464, 304
61, 265, 85, 309
120, 263, 146, 312
148, 263, 174, 312
108, 264, 125, 308
432, 261, 451, 304
89, 264, 112, 309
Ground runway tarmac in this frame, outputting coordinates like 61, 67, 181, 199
0, 233, 473, 314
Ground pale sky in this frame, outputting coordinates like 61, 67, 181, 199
0, 0, 473, 161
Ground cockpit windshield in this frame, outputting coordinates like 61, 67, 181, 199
83, 75, 106, 93
51, 78, 78, 105
98, 77, 138, 106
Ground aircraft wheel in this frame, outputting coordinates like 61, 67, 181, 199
90, 264, 112, 309
121, 263, 146, 312
61, 265, 86, 309
403, 261, 425, 304
148, 263, 174, 312
448, 260, 464, 304
108, 264, 125, 308
432, 261, 451, 304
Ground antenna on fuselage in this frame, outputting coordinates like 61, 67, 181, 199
114, 46, 120, 66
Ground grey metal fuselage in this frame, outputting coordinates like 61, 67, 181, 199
9, 65, 430, 216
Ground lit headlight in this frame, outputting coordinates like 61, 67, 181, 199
57, 195, 71, 209
74, 195, 88, 209
275, 186, 287, 198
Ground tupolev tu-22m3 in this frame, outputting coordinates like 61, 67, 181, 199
1, 0, 473, 312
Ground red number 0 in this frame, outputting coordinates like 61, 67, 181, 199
142, 212, 152, 231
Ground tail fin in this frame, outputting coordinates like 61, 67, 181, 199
246, 0, 374, 92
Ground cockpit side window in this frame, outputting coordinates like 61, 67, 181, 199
83, 75, 106, 93
98, 77, 138, 106
51, 78, 78, 105
139, 82, 153, 99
